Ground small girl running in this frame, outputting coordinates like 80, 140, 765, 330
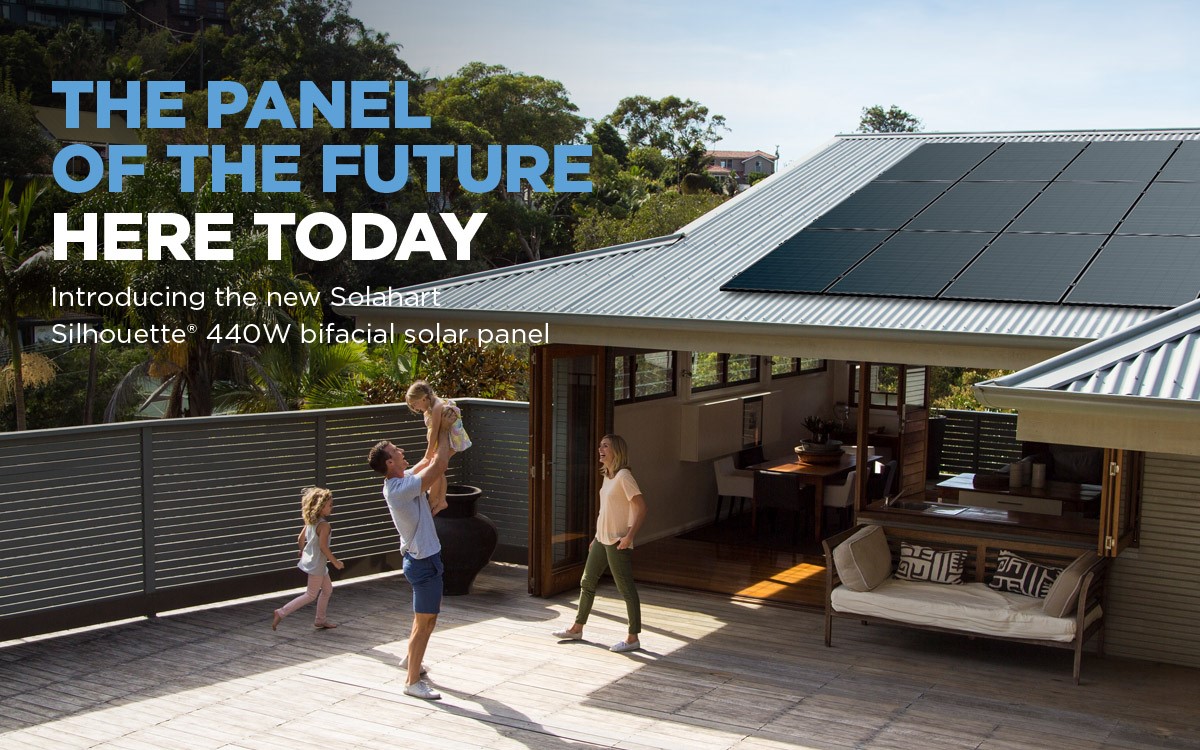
272, 487, 344, 631
405, 380, 472, 515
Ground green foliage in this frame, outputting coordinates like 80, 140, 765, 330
573, 190, 727, 251
928, 367, 1013, 412
1, 179, 57, 429
420, 343, 529, 401
421, 62, 587, 262
587, 121, 628, 165
0, 343, 145, 430
606, 95, 728, 162
227, 0, 414, 88
73, 161, 322, 418
858, 105, 923, 133
0, 78, 56, 180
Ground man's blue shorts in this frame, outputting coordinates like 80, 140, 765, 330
403, 552, 443, 614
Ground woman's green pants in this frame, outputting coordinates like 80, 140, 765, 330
574, 540, 641, 634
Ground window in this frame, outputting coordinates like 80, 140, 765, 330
613, 350, 675, 404
691, 352, 760, 392
771, 356, 826, 379
848, 363, 902, 408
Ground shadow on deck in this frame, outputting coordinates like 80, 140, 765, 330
2, 562, 1199, 749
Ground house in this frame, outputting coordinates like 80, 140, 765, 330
339, 128, 1200, 671
705, 149, 778, 184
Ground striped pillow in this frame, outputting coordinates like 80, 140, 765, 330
895, 542, 968, 585
988, 550, 1062, 598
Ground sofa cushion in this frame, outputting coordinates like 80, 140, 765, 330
832, 525, 892, 592
988, 550, 1062, 598
1042, 551, 1102, 617
831, 579, 1099, 643
896, 542, 967, 585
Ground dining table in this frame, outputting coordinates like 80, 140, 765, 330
749, 452, 881, 541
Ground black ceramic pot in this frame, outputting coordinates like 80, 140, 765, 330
432, 484, 498, 595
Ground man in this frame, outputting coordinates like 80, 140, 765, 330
367, 421, 454, 701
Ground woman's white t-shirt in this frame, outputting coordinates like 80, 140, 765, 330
596, 468, 643, 545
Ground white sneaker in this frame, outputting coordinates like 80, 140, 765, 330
399, 655, 428, 675
403, 679, 441, 701
610, 639, 640, 653
551, 628, 583, 640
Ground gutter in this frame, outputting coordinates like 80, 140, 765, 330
340, 305, 1091, 352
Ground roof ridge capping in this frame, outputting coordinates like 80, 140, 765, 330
838, 126, 1200, 140
979, 298, 1200, 392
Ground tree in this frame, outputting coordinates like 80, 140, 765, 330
858, 105, 923, 133
587, 121, 628, 165
74, 161, 321, 419
573, 190, 727, 251
0, 180, 55, 430
227, 0, 415, 88
606, 95, 728, 168
421, 62, 587, 262
0, 77, 57, 181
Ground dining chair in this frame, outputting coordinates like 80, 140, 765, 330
822, 469, 857, 537
713, 455, 756, 530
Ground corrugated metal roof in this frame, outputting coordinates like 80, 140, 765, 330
982, 298, 1200, 401
344, 129, 1200, 347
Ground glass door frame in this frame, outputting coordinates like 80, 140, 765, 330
528, 344, 609, 596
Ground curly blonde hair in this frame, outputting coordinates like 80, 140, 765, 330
405, 380, 437, 414
300, 487, 333, 525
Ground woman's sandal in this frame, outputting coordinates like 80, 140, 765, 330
313, 621, 339, 629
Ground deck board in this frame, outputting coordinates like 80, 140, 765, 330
2, 562, 1199, 749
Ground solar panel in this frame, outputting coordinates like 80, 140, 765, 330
1008, 181, 1145, 234
724, 138, 1200, 307
873, 143, 999, 181
965, 142, 1085, 181
829, 232, 993, 297
808, 182, 949, 230
721, 230, 892, 293
1118, 182, 1200, 235
1056, 141, 1178, 182
1156, 140, 1200, 181
1066, 236, 1200, 307
942, 233, 1103, 303
906, 181, 1047, 231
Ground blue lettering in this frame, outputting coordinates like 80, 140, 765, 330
52, 81, 92, 128
246, 82, 295, 129
322, 145, 362, 191
208, 81, 248, 128
412, 145, 454, 192
364, 145, 409, 193
262, 145, 301, 192
458, 145, 502, 193
146, 81, 186, 128
506, 146, 550, 193
168, 144, 208, 192
53, 144, 103, 193
554, 144, 592, 193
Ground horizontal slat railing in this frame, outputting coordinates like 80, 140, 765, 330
936, 409, 1022, 476
0, 399, 531, 640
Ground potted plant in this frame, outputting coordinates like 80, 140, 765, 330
802, 416, 832, 445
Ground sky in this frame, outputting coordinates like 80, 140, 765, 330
353, 0, 1200, 166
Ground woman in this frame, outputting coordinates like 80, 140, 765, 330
551, 434, 647, 652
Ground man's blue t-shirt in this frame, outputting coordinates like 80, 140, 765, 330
384, 472, 441, 559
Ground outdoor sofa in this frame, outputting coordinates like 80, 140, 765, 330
822, 524, 1107, 685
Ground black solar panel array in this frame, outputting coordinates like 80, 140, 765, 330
723, 140, 1200, 308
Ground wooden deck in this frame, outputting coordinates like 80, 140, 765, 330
3, 563, 1199, 750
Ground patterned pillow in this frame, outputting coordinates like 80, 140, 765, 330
895, 542, 968, 585
988, 550, 1062, 598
